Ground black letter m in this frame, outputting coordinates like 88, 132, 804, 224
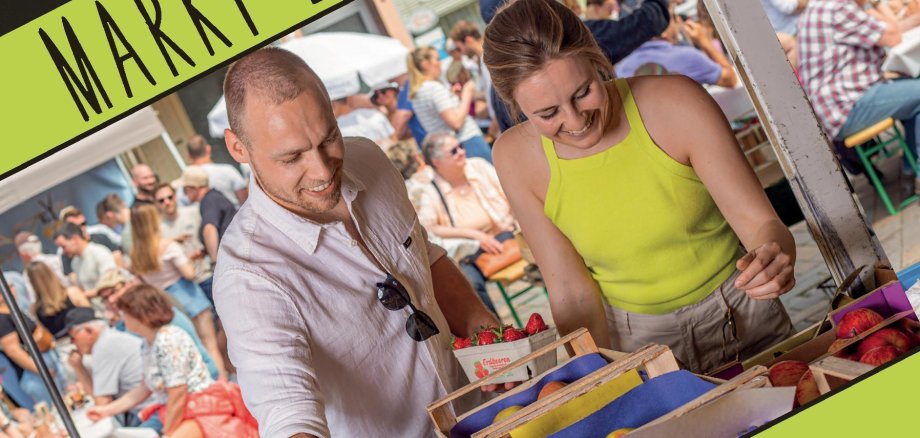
39, 18, 112, 122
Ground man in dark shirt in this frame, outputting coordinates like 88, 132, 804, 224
181, 166, 237, 266
129, 164, 158, 206
481, 0, 670, 131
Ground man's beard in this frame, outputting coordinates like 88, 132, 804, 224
251, 162, 343, 216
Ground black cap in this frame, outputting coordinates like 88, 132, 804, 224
55, 307, 100, 338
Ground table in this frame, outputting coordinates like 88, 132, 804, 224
70, 408, 158, 438
883, 26, 920, 77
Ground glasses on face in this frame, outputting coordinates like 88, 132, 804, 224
449, 144, 465, 156
156, 194, 174, 205
376, 274, 439, 342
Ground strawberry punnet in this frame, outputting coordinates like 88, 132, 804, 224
525, 313, 548, 335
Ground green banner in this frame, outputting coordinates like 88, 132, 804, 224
0, 0, 350, 178
755, 348, 920, 436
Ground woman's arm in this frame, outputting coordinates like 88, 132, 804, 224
636, 75, 795, 300
162, 384, 189, 435
65, 287, 91, 308
438, 81, 477, 131
86, 384, 152, 420
0, 334, 37, 374
492, 127, 612, 349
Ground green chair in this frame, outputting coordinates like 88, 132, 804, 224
488, 259, 548, 327
843, 117, 919, 215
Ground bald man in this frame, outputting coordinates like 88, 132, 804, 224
129, 164, 157, 206
214, 47, 496, 437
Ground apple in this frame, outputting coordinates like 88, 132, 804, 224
836, 308, 884, 339
493, 405, 523, 423
856, 328, 912, 357
859, 346, 900, 367
768, 360, 809, 387
794, 369, 820, 407
606, 428, 634, 437
538, 381, 568, 400
827, 339, 859, 361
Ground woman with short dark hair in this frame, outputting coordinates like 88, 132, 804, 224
88, 284, 257, 438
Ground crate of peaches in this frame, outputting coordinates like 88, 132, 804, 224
765, 307, 919, 407
452, 313, 558, 385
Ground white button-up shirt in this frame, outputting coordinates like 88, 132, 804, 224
214, 138, 470, 438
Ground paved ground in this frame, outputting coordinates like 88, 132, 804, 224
487, 152, 919, 334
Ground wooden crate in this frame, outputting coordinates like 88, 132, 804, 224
428, 329, 772, 437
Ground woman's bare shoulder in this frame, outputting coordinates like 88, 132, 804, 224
492, 122, 550, 197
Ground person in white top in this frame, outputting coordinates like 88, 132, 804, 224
186, 135, 249, 209
53, 223, 116, 297
216, 47, 499, 438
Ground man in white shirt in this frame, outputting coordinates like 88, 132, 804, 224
53, 223, 117, 296
186, 135, 249, 208
216, 47, 499, 438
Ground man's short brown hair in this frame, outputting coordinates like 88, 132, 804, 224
450, 20, 482, 44
96, 193, 126, 220
223, 47, 326, 145
117, 284, 174, 329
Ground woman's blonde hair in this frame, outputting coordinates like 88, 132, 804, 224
129, 203, 162, 275
26, 262, 69, 315
483, 0, 613, 120
407, 46, 438, 99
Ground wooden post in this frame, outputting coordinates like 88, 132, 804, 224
703, 0, 887, 293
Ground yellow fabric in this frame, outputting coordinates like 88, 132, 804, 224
541, 79, 741, 314
509, 369, 644, 437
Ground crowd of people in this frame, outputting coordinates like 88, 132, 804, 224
3, 0, 920, 436
2, 136, 257, 437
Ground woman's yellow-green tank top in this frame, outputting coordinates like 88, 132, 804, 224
542, 79, 741, 315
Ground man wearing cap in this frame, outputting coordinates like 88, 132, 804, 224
62, 308, 144, 418
181, 166, 237, 265
370, 82, 415, 143
217, 47, 501, 437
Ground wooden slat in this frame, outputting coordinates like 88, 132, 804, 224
844, 118, 894, 148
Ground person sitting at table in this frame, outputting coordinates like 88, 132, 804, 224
0, 280, 64, 407
484, 0, 797, 374
615, 6, 738, 87
87, 284, 257, 438
413, 131, 519, 316
25, 261, 91, 339
798, 0, 920, 190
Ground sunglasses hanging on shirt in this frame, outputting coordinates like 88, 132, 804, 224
376, 274, 440, 342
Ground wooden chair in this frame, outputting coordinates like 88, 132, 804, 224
843, 117, 919, 215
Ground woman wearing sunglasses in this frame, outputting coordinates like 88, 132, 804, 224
483, 0, 796, 374
414, 131, 518, 315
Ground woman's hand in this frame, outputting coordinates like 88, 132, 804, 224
475, 232, 504, 255
734, 241, 795, 300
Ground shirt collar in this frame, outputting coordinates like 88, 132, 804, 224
247, 167, 366, 255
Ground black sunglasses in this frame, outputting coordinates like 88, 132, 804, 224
156, 194, 175, 204
376, 274, 439, 342
450, 144, 465, 156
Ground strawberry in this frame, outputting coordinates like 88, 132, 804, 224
525, 313, 548, 335
477, 329, 499, 345
452, 336, 472, 350
503, 327, 527, 342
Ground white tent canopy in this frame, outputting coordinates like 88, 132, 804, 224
0, 107, 164, 215
208, 32, 410, 137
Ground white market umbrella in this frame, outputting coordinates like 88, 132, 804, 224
207, 32, 410, 137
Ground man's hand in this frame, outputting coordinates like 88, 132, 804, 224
481, 382, 521, 393
682, 20, 713, 47
86, 405, 111, 422
734, 241, 795, 300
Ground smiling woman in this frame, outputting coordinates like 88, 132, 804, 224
483, 0, 798, 374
